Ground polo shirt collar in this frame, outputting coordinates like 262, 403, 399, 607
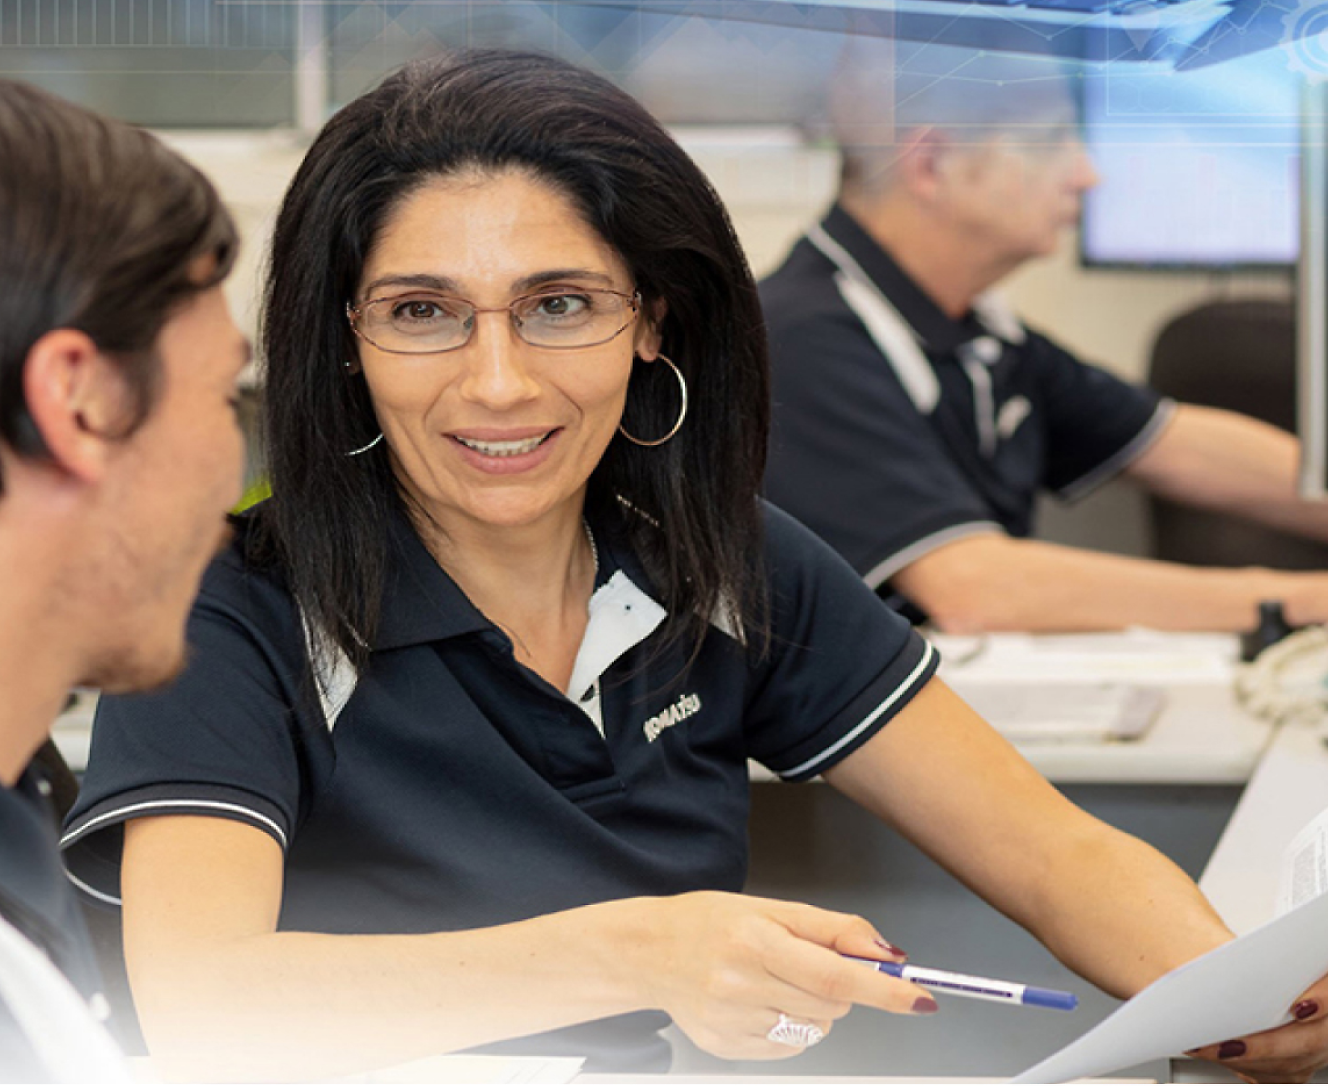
819, 203, 1025, 355
569, 521, 667, 707
371, 503, 668, 654
372, 507, 495, 650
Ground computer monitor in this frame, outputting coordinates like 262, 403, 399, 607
1080, 53, 1300, 270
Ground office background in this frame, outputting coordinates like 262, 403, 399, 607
9, 6, 1323, 1078
0, 0, 1303, 558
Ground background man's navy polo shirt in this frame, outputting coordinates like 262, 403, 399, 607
762, 204, 1172, 599
62, 501, 936, 1068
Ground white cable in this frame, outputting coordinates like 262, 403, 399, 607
1234, 625, 1328, 725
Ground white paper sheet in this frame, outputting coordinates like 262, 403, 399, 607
1278, 806, 1328, 915
1010, 852, 1328, 1083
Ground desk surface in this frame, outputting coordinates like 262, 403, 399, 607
1200, 723, 1328, 934
1014, 682, 1271, 786
934, 631, 1266, 786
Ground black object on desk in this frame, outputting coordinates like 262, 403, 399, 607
1240, 600, 1295, 663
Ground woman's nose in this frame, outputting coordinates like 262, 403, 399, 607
456, 312, 542, 409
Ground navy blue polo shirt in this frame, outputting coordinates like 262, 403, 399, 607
762, 204, 1173, 603
62, 500, 937, 1070
1, 765, 110, 1081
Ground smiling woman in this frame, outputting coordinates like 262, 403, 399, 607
59, 47, 1328, 1086
344, 172, 658, 596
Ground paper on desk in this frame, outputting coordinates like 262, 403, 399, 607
931, 631, 1238, 685
1008, 887, 1328, 1084
339, 1053, 583, 1084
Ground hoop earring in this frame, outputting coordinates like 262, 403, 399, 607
618, 354, 687, 448
345, 432, 383, 457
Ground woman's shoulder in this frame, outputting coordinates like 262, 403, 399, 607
758, 499, 852, 570
756, 499, 909, 628
195, 507, 301, 643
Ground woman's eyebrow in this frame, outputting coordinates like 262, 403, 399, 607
361, 268, 618, 299
361, 272, 460, 298
513, 268, 617, 292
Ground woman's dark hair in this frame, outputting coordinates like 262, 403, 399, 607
255, 48, 770, 672
0, 79, 237, 491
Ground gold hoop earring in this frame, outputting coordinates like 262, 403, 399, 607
618, 354, 687, 447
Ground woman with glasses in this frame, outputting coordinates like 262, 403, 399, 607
63, 49, 1327, 1084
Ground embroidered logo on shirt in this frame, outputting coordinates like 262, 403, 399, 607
643, 693, 702, 742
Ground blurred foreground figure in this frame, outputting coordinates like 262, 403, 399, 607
0, 78, 245, 1081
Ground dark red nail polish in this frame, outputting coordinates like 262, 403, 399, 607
1218, 1040, 1247, 1060
912, 995, 939, 1015
875, 938, 906, 956
1295, 1000, 1320, 1020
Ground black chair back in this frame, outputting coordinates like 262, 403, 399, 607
1148, 299, 1328, 570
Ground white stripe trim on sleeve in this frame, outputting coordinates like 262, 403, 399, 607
60, 798, 289, 851
63, 870, 121, 908
863, 522, 1004, 590
779, 640, 936, 779
1056, 398, 1177, 503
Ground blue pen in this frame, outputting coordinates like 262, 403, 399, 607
846, 956, 1078, 1011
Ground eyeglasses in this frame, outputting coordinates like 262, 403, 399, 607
347, 287, 641, 355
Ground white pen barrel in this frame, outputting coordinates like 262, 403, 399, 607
899, 965, 1027, 1004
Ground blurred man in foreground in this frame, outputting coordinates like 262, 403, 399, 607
0, 78, 245, 1080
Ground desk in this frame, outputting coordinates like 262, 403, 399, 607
930, 631, 1270, 786
1012, 682, 1270, 786
1200, 723, 1328, 934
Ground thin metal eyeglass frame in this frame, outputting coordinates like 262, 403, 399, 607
345, 288, 641, 355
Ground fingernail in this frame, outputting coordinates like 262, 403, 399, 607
875, 938, 906, 957
1295, 1000, 1320, 1021
912, 995, 939, 1015
1218, 1040, 1247, 1060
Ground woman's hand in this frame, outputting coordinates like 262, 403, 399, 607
1186, 975, 1328, 1083
636, 890, 936, 1060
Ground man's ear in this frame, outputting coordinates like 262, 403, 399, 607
897, 126, 957, 203
634, 298, 668, 361
22, 329, 132, 484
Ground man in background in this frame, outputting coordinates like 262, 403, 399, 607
0, 78, 246, 1079
762, 42, 1328, 632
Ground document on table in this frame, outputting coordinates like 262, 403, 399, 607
1010, 808, 1328, 1084
131, 1054, 584, 1084
338, 1054, 583, 1084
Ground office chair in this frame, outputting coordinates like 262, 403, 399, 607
1147, 298, 1328, 570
